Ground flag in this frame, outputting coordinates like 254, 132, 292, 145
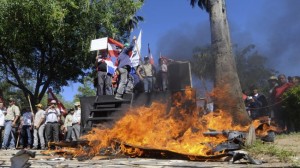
105, 58, 116, 75
107, 38, 124, 57
131, 30, 142, 67
47, 88, 67, 116
148, 43, 155, 65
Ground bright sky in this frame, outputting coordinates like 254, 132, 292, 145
62, 0, 300, 101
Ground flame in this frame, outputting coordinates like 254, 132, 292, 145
73, 87, 254, 158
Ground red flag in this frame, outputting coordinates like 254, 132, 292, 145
107, 38, 124, 57
47, 88, 67, 116
148, 43, 154, 65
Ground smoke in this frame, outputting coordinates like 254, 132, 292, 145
156, 21, 210, 61
155, 0, 300, 76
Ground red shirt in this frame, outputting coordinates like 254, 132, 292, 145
272, 82, 293, 102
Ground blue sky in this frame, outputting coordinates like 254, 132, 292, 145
62, 0, 300, 101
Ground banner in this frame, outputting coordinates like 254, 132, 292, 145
47, 88, 67, 116
130, 30, 142, 67
90, 37, 108, 51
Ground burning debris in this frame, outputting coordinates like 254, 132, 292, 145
40, 88, 279, 165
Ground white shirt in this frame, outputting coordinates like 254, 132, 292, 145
72, 108, 81, 124
0, 109, 5, 126
161, 63, 167, 73
45, 107, 60, 123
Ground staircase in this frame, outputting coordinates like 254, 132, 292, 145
80, 94, 132, 135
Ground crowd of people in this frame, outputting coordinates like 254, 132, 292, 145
243, 74, 300, 131
95, 36, 170, 99
0, 99, 81, 150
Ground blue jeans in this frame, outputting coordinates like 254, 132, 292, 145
2, 121, 15, 149
20, 125, 32, 147
143, 76, 153, 93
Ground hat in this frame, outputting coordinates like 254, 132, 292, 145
74, 101, 80, 106
50, 100, 57, 104
35, 103, 43, 108
124, 43, 129, 47
268, 76, 277, 81
144, 56, 149, 60
9, 97, 15, 102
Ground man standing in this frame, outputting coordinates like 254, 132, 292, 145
19, 107, 33, 149
271, 74, 293, 130
1, 98, 20, 150
159, 58, 168, 91
137, 56, 156, 93
45, 100, 61, 149
95, 52, 113, 95
64, 108, 74, 142
72, 102, 81, 141
115, 36, 136, 100
33, 103, 46, 150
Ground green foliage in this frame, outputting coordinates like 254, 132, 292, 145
246, 140, 295, 162
0, 0, 144, 105
282, 85, 300, 131
73, 76, 96, 102
190, 44, 277, 93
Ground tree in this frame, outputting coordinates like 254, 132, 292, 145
0, 0, 144, 106
73, 76, 96, 102
190, 0, 250, 124
191, 44, 277, 94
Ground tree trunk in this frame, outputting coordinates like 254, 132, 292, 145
209, 0, 250, 125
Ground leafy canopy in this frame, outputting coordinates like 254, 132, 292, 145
0, 0, 144, 103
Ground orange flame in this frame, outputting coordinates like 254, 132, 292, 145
73, 87, 255, 158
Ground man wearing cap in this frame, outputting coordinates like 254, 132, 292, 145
45, 100, 61, 147
1, 98, 20, 150
115, 36, 136, 100
33, 103, 46, 150
72, 102, 81, 141
137, 56, 156, 93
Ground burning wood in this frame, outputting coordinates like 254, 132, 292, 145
40, 89, 276, 165
48, 140, 90, 148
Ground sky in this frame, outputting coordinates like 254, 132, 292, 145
62, 0, 300, 101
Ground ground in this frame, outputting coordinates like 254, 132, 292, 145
0, 133, 299, 167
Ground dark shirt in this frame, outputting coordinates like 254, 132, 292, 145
117, 41, 134, 68
97, 61, 107, 72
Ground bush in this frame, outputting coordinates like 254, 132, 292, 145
282, 85, 300, 132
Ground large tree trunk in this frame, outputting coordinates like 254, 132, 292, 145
209, 0, 250, 125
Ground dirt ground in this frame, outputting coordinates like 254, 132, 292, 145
0, 134, 299, 167
251, 133, 300, 167
276, 133, 300, 156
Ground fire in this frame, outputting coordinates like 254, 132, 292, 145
74, 87, 253, 158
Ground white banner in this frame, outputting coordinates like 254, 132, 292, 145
90, 37, 108, 51
130, 30, 142, 67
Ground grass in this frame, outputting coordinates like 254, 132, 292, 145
245, 140, 296, 163
276, 132, 300, 139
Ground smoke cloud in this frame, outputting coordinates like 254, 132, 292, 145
155, 0, 300, 76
